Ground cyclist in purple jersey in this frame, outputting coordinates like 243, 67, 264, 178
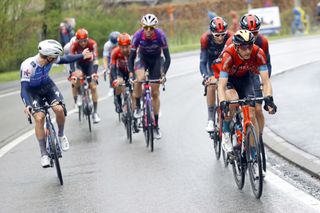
129, 13, 171, 139
20, 39, 92, 167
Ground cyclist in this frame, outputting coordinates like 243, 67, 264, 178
70, 28, 101, 123
218, 30, 277, 154
111, 33, 140, 133
20, 39, 92, 167
103, 31, 120, 97
199, 16, 232, 132
129, 13, 171, 139
239, 14, 272, 141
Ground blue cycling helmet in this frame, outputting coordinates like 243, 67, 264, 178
109, 31, 120, 44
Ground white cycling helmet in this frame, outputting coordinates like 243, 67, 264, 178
141, 13, 158, 26
38, 39, 63, 57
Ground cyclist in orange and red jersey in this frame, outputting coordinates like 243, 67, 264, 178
224, 14, 272, 142
70, 28, 101, 123
218, 30, 277, 154
110, 33, 131, 113
199, 17, 232, 132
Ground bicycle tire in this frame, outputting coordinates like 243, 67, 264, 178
87, 112, 92, 132
147, 103, 154, 152
246, 124, 263, 199
127, 97, 133, 144
127, 117, 132, 143
230, 129, 245, 189
78, 105, 82, 121
259, 134, 267, 172
213, 106, 221, 160
48, 125, 63, 185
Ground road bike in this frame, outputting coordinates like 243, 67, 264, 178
119, 81, 134, 143
28, 100, 66, 185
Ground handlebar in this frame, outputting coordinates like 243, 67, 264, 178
225, 97, 265, 105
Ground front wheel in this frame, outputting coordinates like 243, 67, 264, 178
246, 124, 263, 199
49, 132, 63, 185
213, 106, 221, 160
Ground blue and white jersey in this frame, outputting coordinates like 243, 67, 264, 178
103, 40, 117, 67
20, 54, 61, 88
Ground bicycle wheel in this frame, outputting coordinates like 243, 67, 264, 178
126, 116, 132, 143
213, 106, 221, 160
230, 129, 245, 189
87, 112, 92, 132
48, 127, 63, 185
259, 134, 267, 172
146, 104, 154, 152
246, 124, 263, 199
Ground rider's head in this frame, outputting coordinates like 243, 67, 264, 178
109, 31, 120, 45
240, 14, 261, 39
232, 30, 255, 60
76, 28, 89, 48
209, 17, 228, 44
141, 13, 158, 38
38, 39, 63, 63
117, 33, 131, 56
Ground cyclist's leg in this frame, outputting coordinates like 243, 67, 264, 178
252, 73, 264, 135
115, 74, 125, 112
30, 91, 47, 157
132, 58, 145, 115
149, 56, 162, 128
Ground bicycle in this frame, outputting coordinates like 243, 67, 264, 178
224, 96, 265, 199
119, 81, 134, 143
135, 70, 165, 152
77, 76, 94, 132
28, 100, 66, 185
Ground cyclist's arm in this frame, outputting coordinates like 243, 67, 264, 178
259, 65, 273, 97
110, 64, 117, 81
217, 71, 228, 102
128, 49, 137, 73
20, 81, 32, 107
56, 54, 83, 64
162, 48, 171, 75
200, 48, 209, 78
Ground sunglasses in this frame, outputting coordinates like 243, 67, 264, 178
212, 33, 226, 37
143, 26, 155, 31
239, 44, 253, 51
78, 38, 88, 43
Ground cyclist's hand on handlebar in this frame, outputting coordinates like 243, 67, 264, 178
160, 73, 166, 84
112, 79, 119, 88
24, 105, 32, 116
82, 48, 93, 60
264, 96, 277, 114
206, 76, 217, 85
91, 73, 99, 81
220, 101, 229, 115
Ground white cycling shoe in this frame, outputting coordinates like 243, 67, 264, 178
222, 132, 232, 153
93, 113, 101, 123
41, 155, 50, 168
59, 135, 70, 151
206, 120, 214, 132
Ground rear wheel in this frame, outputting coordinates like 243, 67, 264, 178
246, 124, 263, 199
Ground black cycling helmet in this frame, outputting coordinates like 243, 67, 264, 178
209, 17, 228, 33
232, 30, 255, 46
240, 14, 261, 32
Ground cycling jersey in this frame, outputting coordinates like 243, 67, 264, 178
220, 44, 267, 78
71, 38, 98, 63
199, 31, 232, 78
20, 53, 83, 106
110, 46, 129, 80
129, 28, 171, 75
103, 40, 117, 68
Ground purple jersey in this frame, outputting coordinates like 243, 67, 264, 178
131, 28, 168, 56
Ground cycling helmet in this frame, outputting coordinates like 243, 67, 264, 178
117, 33, 131, 46
232, 30, 255, 46
141, 13, 158, 26
38, 39, 63, 57
76, 28, 88, 39
109, 31, 120, 44
209, 17, 228, 33
240, 14, 261, 32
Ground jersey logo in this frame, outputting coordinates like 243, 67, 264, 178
30, 61, 36, 68
23, 69, 30, 77
55, 91, 60, 97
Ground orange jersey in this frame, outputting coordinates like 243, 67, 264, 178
111, 46, 129, 73
221, 44, 267, 77
71, 38, 98, 63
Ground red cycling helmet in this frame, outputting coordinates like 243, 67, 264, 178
209, 17, 228, 33
76, 28, 88, 40
240, 14, 261, 32
117, 33, 131, 46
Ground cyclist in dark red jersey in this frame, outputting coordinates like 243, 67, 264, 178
70, 28, 101, 123
199, 16, 232, 132
218, 30, 277, 154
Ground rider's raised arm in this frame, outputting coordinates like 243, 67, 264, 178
56, 54, 83, 64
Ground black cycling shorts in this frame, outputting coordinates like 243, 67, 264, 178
134, 54, 162, 80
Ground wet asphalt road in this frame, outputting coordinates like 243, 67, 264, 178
1, 36, 320, 212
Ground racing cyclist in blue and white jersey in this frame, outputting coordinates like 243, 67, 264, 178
128, 14, 171, 139
20, 39, 92, 168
